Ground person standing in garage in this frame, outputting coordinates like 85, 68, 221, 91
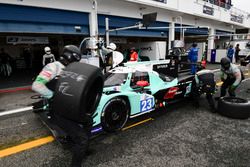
226, 45, 234, 63
32, 45, 92, 167
235, 44, 240, 63
0, 48, 12, 77
42, 46, 56, 66
129, 47, 139, 62
188, 43, 198, 75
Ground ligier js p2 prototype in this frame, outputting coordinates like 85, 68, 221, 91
33, 60, 194, 139
93, 59, 194, 132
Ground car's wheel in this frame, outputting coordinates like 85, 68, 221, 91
52, 62, 104, 123
217, 97, 250, 119
101, 98, 129, 132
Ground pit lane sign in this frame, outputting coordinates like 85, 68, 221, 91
231, 14, 243, 24
7, 36, 49, 44
203, 5, 214, 16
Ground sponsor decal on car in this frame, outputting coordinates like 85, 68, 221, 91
164, 87, 179, 99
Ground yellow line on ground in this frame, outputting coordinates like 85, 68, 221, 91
122, 118, 154, 131
0, 118, 154, 158
0, 136, 54, 158
4, 76, 247, 158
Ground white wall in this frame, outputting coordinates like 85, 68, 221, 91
0, 0, 248, 33
126, 41, 167, 60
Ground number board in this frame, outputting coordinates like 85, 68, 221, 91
140, 97, 154, 113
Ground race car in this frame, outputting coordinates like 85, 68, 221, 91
92, 59, 194, 132
33, 59, 194, 139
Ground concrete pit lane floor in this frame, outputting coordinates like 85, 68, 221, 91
0, 66, 249, 167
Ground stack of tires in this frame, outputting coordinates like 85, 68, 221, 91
217, 97, 250, 119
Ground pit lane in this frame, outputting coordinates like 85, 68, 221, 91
0, 68, 249, 167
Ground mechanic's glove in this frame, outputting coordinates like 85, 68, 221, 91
42, 90, 54, 99
229, 85, 237, 92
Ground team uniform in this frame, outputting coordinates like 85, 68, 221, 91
32, 45, 91, 167
32, 61, 64, 98
220, 63, 243, 97
191, 69, 216, 111
188, 45, 198, 75
43, 53, 56, 66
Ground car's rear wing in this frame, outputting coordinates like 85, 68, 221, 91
124, 59, 179, 78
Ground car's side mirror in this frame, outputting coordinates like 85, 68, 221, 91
136, 80, 150, 87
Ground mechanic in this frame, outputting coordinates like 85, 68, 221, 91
220, 57, 244, 97
226, 45, 234, 63
191, 69, 216, 112
42, 46, 56, 66
188, 43, 198, 75
129, 47, 138, 62
32, 45, 92, 167
98, 42, 116, 71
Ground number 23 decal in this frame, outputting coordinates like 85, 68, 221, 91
140, 98, 154, 112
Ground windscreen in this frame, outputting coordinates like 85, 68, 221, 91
104, 73, 128, 87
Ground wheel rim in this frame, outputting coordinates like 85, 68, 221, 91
103, 99, 128, 131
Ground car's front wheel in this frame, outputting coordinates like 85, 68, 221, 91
101, 98, 129, 132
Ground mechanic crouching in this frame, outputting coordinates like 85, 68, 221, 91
220, 57, 244, 97
191, 69, 216, 112
32, 45, 92, 167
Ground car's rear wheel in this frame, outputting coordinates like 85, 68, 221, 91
101, 98, 129, 132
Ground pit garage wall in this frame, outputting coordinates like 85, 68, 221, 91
0, 0, 239, 61
0, 0, 237, 33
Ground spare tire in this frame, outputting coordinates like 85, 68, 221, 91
52, 62, 104, 123
217, 97, 250, 119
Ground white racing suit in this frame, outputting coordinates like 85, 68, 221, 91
220, 64, 243, 97
32, 60, 92, 167
32, 61, 65, 99
42, 53, 56, 66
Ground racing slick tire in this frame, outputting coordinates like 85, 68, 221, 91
217, 97, 250, 119
52, 62, 104, 123
101, 98, 129, 132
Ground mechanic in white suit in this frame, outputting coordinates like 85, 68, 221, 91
42, 46, 56, 66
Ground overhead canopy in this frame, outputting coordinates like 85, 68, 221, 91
0, 4, 89, 34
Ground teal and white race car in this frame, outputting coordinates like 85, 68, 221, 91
92, 60, 194, 132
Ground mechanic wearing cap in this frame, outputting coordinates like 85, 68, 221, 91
191, 69, 216, 112
32, 45, 92, 167
220, 57, 244, 97
188, 43, 198, 75
129, 47, 139, 62
43, 46, 56, 66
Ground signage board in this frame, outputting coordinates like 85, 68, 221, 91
153, 0, 167, 3
231, 14, 243, 24
7, 36, 49, 44
203, 5, 214, 16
